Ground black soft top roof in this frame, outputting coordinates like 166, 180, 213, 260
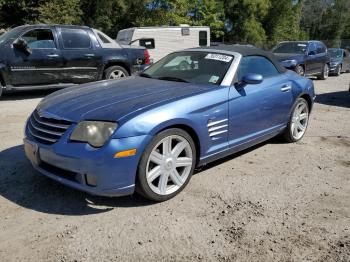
197, 44, 287, 73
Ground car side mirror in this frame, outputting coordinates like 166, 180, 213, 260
13, 38, 31, 54
308, 50, 316, 56
242, 73, 263, 85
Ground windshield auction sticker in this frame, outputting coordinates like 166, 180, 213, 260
205, 53, 233, 63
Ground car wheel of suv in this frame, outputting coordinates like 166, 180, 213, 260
104, 66, 129, 80
0, 86, 2, 99
283, 98, 310, 143
317, 63, 329, 80
295, 65, 305, 76
335, 64, 342, 76
137, 128, 196, 202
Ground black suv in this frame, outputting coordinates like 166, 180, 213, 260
272, 41, 330, 80
0, 24, 150, 98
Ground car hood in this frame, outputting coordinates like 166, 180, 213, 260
37, 76, 210, 122
273, 53, 305, 62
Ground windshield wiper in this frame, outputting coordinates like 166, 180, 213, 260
158, 76, 189, 83
139, 72, 153, 79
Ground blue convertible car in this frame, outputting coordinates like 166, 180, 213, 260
24, 45, 315, 201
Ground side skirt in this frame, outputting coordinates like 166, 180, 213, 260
198, 127, 285, 167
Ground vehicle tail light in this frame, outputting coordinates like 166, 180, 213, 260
144, 49, 151, 65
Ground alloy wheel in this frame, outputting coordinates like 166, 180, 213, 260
290, 100, 309, 140
337, 65, 341, 76
323, 64, 329, 79
109, 70, 126, 79
146, 135, 193, 195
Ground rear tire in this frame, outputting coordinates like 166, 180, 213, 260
283, 98, 310, 143
104, 66, 129, 80
137, 128, 196, 202
317, 63, 329, 80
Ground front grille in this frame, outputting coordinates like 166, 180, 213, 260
28, 110, 72, 144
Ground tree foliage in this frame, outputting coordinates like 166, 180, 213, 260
0, 0, 349, 47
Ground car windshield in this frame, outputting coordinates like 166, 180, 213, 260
273, 42, 308, 54
0, 27, 23, 45
328, 49, 343, 58
141, 51, 234, 85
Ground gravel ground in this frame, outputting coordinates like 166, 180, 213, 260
0, 74, 349, 262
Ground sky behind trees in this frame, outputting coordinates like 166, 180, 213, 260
0, 0, 349, 48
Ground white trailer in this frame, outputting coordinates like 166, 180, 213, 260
116, 25, 210, 62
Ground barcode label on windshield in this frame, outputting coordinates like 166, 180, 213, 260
205, 53, 233, 63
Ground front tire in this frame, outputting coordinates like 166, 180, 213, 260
317, 63, 329, 80
335, 64, 342, 76
104, 65, 129, 80
137, 128, 196, 202
283, 98, 310, 143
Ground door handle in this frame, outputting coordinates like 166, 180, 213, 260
281, 85, 291, 92
84, 54, 95, 58
47, 54, 59, 58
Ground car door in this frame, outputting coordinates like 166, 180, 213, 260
315, 42, 327, 72
9, 27, 63, 86
228, 56, 293, 147
343, 50, 350, 71
305, 42, 318, 74
58, 27, 102, 84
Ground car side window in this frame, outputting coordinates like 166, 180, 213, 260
61, 28, 91, 49
237, 56, 279, 81
21, 29, 56, 49
308, 43, 316, 55
316, 43, 326, 54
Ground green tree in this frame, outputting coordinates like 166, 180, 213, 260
265, 0, 306, 46
36, 0, 82, 25
136, 0, 192, 26
224, 0, 270, 46
191, 0, 225, 39
80, 0, 131, 37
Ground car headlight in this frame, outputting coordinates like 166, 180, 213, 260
70, 121, 117, 148
282, 59, 297, 66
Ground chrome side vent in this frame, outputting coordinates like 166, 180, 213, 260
207, 119, 228, 138
27, 110, 72, 144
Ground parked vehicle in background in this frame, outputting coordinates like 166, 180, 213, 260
24, 45, 315, 201
116, 25, 210, 62
272, 41, 330, 80
0, 24, 150, 98
328, 48, 350, 76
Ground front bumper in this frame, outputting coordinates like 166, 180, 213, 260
24, 126, 153, 197
329, 63, 340, 72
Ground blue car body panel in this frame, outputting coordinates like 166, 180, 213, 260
25, 54, 315, 197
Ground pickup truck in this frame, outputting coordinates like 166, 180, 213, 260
0, 24, 150, 98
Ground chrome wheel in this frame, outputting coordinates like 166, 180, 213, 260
109, 70, 126, 79
290, 100, 309, 140
323, 64, 329, 79
336, 65, 342, 76
146, 135, 193, 195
